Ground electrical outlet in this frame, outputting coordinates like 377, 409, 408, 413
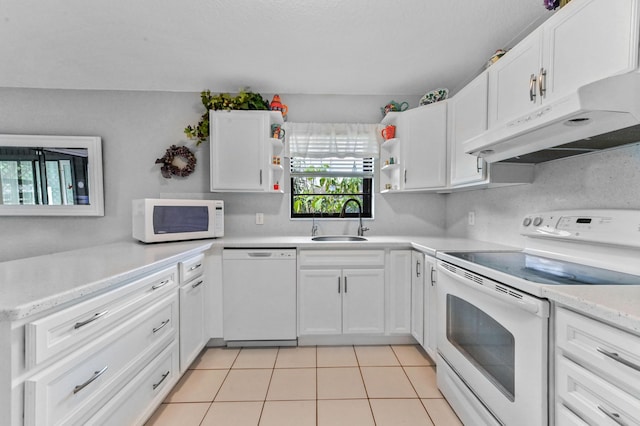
468, 211, 476, 226
256, 213, 264, 225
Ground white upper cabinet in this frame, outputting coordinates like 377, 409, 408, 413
448, 72, 488, 186
398, 102, 447, 190
488, 0, 639, 130
210, 110, 284, 192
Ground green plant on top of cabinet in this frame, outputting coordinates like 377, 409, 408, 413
209, 110, 284, 192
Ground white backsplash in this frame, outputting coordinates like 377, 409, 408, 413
445, 142, 640, 248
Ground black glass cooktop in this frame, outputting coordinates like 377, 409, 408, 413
448, 251, 640, 285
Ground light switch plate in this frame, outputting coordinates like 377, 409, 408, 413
256, 213, 264, 225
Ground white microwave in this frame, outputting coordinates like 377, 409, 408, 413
132, 199, 224, 243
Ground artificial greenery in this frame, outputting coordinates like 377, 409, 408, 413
184, 89, 271, 145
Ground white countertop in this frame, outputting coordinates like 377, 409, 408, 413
542, 286, 640, 334
2, 235, 638, 335
0, 240, 214, 321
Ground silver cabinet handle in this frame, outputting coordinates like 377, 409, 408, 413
192, 279, 204, 289
338, 277, 341, 293
152, 279, 170, 290
430, 267, 436, 286
259, 169, 263, 185
74, 365, 108, 394
529, 73, 537, 102
538, 67, 546, 98
404, 169, 407, 183
344, 276, 348, 293
597, 405, 626, 426
416, 260, 421, 278
153, 319, 170, 334
153, 371, 170, 390
74, 310, 108, 329
597, 347, 640, 372
476, 157, 483, 174
189, 263, 202, 271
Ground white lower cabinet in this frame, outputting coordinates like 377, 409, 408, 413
298, 250, 385, 336
410, 251, 424, 345
179, 254, 206, 372
24, 292, 178, 426
422, 254, 437, 361
554, 306, 640, 425
387, 250, 412, 335
86, 341, 180, 426
299, 268, 385, 335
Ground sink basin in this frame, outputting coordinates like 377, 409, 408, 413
311, 236, 368, 242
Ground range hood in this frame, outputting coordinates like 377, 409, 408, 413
464, 71, 640, 164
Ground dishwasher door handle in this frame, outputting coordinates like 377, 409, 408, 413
247, 252, 273, 258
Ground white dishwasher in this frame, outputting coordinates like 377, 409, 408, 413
223, 249, 297, 343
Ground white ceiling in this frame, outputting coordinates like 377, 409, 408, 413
1, 0, 551, 96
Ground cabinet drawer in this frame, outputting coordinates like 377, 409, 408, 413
556, 403, 589, 426
85, 341, 180, 426
556, 307, 640, 395
24, 293, 178, 426
299, 250, 385, 267
556, 356, 640, 426
25, 266, 178, 368
179, 254, 205, 283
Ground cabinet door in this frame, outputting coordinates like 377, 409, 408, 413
410, 251, 424, 346
543, 0, 639, 104
387, 250, 412, 334
401, 102, 447, 190
488, 29, 543, 128
449, 72, 488, 187
179, 277, 206, 372
423, 255, 438, 361
342, 269, 385, 334
210, 111, 266, 191
298, 269, 342, 335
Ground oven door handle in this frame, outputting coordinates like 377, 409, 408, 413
439, 263, 544, 316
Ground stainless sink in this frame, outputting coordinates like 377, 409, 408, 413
311, 236, 368, 242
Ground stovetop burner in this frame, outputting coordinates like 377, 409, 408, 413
448, 251, 640, 286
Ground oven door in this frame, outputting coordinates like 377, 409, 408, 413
437, 260, 550, 426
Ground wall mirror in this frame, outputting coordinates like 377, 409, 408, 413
0, 134, 104, 216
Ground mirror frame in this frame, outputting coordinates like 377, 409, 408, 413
0, 134, 104, 216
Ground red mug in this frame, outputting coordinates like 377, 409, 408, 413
381, 125, 396, 140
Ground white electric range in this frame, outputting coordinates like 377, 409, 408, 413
435, 209, 640, 426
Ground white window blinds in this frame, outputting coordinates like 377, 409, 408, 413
284, 122, 380, 159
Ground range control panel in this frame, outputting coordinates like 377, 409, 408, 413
520, 209, 640, 248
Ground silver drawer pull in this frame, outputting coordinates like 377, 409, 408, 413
74, 310, 108, 329
152, 279, 170, 290
597, 347, 640, 372
598, 405, 626, 426
189, 263, 202, 271
152, 319, 170, 334
73, 365, 109, 394
153, 370, 170, 390
192, 280, 204, 289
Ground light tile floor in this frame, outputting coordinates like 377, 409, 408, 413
145, 345, 462, 426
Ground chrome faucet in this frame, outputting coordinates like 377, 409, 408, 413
339, 198, 369, 236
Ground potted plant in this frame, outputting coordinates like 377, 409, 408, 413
184, 89, 271, 145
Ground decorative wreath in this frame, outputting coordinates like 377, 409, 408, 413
155, 145, 196, 178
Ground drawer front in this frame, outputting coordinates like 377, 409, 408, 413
556, 356, 640, 426
25, 265, 178, 368
24, 293, 178, 426
179, 254, 205, 283
299, 250, 385, 267
84, 341, 180, 426
556, 307, 640, 395
556, 403, 589, 426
